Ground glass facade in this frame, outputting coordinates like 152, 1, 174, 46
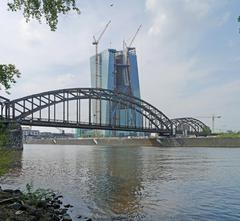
90, 48, 143, 137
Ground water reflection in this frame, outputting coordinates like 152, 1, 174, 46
87, 147, 144, 219
141, 148, 211, 183
1, 145, 240, 221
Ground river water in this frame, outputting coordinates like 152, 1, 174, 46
1, 145, 240, 221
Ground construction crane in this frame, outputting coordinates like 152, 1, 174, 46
195, 115, 221, 133
92, 20, 111, 89
92, 20, 111, 128
122, 24, 142, 96
128, 24, 142, 48
121, 25, 142, 128
123, 24, 142, 49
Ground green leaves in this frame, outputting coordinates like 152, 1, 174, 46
0, 64, 21, 93
23, 183, 57, 206
7, 0, 81, 31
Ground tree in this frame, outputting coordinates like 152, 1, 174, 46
0, 65, 21, 94
7, 0, 81, 31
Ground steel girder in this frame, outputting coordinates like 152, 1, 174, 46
0, 88, 173, 134
0, 96, 10, 118
0, 96, 9, 102
171, 117, 211, 135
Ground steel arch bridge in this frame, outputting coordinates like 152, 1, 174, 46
171, 117, 211, 136
0, 88, 174, 135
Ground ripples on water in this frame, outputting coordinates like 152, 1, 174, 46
1, 145, 240, 220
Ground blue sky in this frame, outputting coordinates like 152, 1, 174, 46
0, 0, 240, 132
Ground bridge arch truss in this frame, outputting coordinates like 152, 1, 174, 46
0, 88, 173, 135
171, 117, 211, 136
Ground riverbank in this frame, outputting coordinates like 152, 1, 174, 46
25, 137, 240, 147
0, 185, 83, 221
0, 148, 22, 176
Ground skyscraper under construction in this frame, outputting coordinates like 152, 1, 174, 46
90, 47, 143, 136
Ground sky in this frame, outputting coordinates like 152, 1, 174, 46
0, 0, 240, 132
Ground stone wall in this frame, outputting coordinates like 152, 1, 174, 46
156, 137, 240, 147
5, 123, 23, 150
25, 137, 240, 148
26, 137, 154, 146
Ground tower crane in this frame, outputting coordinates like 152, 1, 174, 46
122, 25, 142, 128
123, 24, 142, 95
123, 24, 142, 49
92, 20, 111, 133
92, 20, 111, 89
128, 24, 142, 48
195, 115, 221, 133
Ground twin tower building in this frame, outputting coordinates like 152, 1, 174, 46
79, 47, 143, 137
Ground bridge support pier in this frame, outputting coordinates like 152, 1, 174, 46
4, 122, 23, 150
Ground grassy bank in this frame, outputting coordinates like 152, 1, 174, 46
0, 148, 17, 176
218, 133, 240, 138
0, 122, 14, 176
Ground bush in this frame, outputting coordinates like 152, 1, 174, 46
21, 183, 57, 206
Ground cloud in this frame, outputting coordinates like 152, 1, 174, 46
0, 0, 239, 132
183, 0, 213, 19
148, 13, 167, 36
138, 0, 240, 130
19, 19, 43, 45
145, 0, 157, 11
216, 11, 231, 26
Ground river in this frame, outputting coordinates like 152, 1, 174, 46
1, 145, 240, 220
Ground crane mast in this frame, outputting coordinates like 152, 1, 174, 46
195, 115, 221, 133
92, 20, 111, 88
123, 24, 142, 96
92, 20, 111, 128
122, 25, 142, 128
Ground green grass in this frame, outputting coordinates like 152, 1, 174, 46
0, 122, 17, 176
218, 133, 240, 138
0, 147, 18, 176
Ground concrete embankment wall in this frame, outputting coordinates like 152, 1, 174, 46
26, 138, 95, 146
25, 137, 155, 146
25, 137, 240, 147
157, 137, 240, 147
